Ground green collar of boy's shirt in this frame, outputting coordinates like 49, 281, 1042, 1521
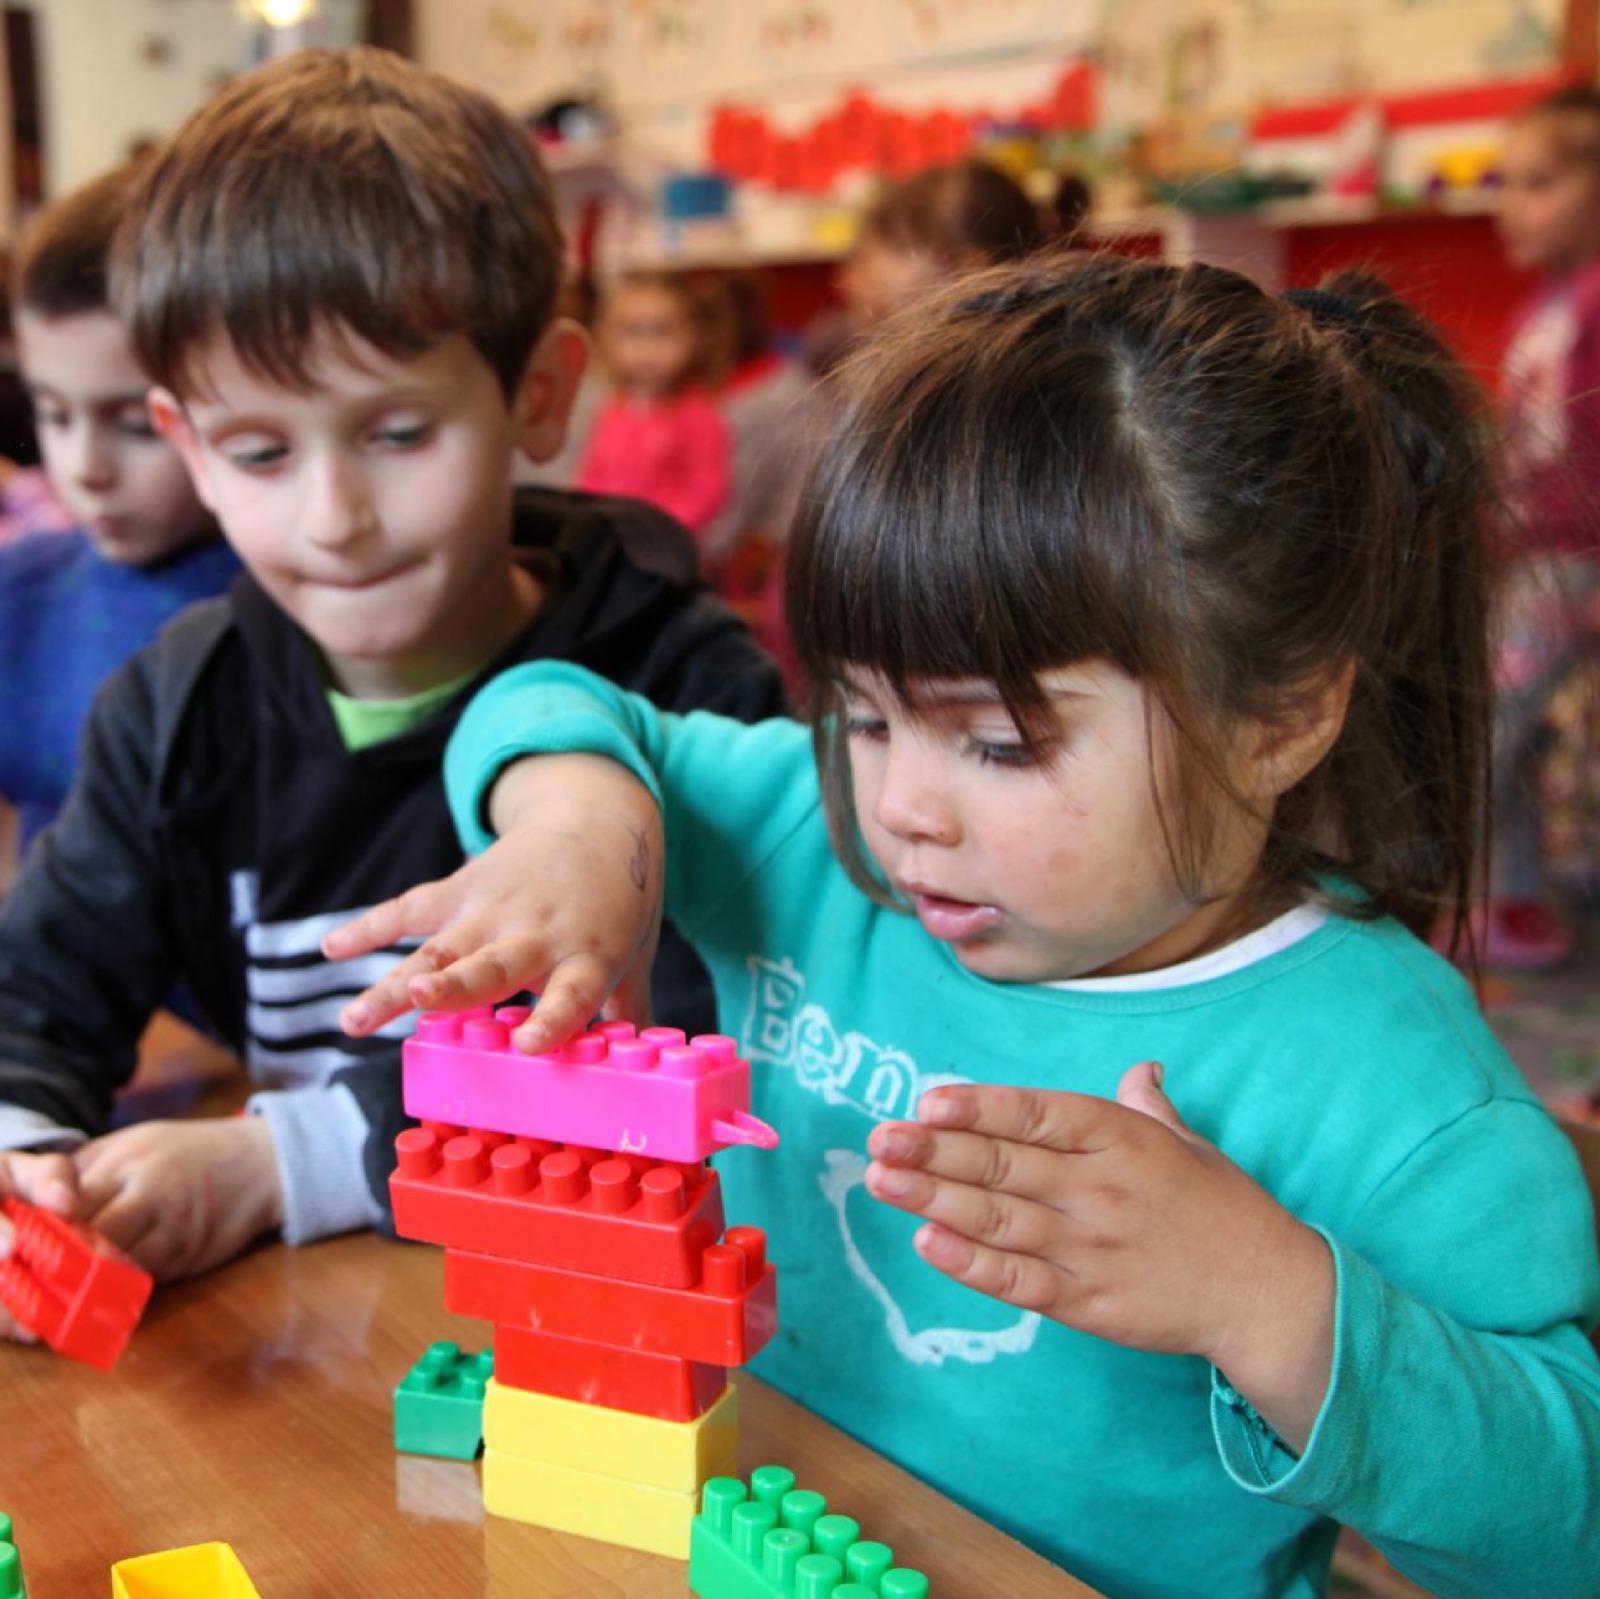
326, 666, 480, 752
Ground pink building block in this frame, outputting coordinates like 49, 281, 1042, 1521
401, 1014, 778, 1164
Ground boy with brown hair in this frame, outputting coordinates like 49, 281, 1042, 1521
0, 159, 237, 853
0, 49, 784, 1318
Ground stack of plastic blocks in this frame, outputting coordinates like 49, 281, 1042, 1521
0, 1513, 25, 1598
393, 1010, 780, 1559
395, 1340, 495, 1460
110, 1543, 261, 1597
0, 1197, 153, 1370
690, 1468, 932, 1599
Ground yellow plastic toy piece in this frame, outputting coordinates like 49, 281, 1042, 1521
482, 1378, 737, 1492
483, 1449, 701, 1558
110, 1542, 260, 1598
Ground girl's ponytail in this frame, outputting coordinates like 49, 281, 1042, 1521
1291, 271, 1498, 952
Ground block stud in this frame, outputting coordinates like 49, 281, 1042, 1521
443, 1135, 489, 1188
640, 1165, 687, 1222
394, 1126, 441, 1179
539, 1149, 587, 1204
610, 1039, 658, 1072
796, 1553, 845, 1597
490, 1143, 534, 1197
701, 1476, 746, 1535
781, 1488, 827, 1540
464, 1018, 508, 1050
589, 1158, 639, 1214
659, 1044, 705, 1079
494, 1005, 532, 1027
641, 1026, 687, 1050
763, 1526, 810, 1584
815, 1514, 861, 1563
732, 1500, 778, 1561
701, 1241, 746, 1296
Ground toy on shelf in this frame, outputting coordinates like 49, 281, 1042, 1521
690, 1467, 931, 1599
402, 1014, 778, 1162
0, 1197, 153, 1371
109, 1542, 260, 1598
394, 1340, 494, 1460
0, 1512, 25, 1599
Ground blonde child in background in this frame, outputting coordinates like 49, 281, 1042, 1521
0, 159, 237, 852
577, 270, 731, 542
1487, 83, 1600, 966
337, 255, 1600, 1598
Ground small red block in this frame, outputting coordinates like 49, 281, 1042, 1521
492, 1323, 728, 1422
389, 1127, 725, 1288
0, 1197, 153, 1370
443, 1225, 777, 1366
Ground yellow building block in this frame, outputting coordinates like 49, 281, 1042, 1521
483, 1378, 737, 1492
483, 1449, 699, 1558
111, 1542, 261, 1598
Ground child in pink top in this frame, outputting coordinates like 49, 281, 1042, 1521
1488, 85, 1600, 967
577, 272, 731, 542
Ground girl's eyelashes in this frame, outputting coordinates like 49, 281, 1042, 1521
843, 714, 889, 743
965, 736, 1038, 769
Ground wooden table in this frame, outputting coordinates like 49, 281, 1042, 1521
1, 1229, 1094, 1596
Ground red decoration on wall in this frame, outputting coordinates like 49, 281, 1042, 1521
707, 62, 1096, 193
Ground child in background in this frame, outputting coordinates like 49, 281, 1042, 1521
807, 157, 1044, 375
336, 256, 1600, 1598
0, 50, 784, 1319
0, 161, 238, 849
577, 270, 731, 542
1487, 84, 1600, 966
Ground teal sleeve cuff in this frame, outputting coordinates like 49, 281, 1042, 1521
444, 663, 664, 853
1210, 1225, 1363, 1506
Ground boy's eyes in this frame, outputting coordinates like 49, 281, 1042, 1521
372, 421, 431, 450
221, 438, 289, 472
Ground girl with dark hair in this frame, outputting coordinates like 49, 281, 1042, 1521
333, 253, 1600, 1597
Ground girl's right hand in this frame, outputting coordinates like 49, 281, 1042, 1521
0, 1149, 84, 1342
327, 754, 665, 1053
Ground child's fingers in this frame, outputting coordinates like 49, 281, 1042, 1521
910, 1222, 1067, 1318
339, 937, 473, 1034
409, 934, 548, 1012
916, 1082, 1127, 1154
513, 953, 618, 1053
323, 880, 453, 962
865, 1162, 1068, 1258
1, 1152, 83, 1218
867, 1121, 1087, 1206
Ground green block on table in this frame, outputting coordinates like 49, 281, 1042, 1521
394, 1341, 493, 1460
689, 1467, 930, 1599
0, 1512, 25, 1599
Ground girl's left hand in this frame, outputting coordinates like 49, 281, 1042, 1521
866, 1062, 1335, 1449
71, 1118, 286, 1284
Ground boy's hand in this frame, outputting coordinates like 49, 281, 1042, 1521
0, 1149, 84, 1341
326, 754, 664, 1053
865, 1062, 1335, 1451
71, 1118, 285, 1284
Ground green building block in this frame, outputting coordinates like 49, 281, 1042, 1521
0, 1512, 25, 1598
689, 1466, 930, 1599
394, 1341, 493, 1460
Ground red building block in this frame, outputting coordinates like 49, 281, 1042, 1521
0, 1198, 153, 1371
492, 1323, 728, 1422
389, 1126, 725, 1288
444, 1226, 777, 1367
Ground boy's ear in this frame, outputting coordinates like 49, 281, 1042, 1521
147, 387, 220, 514
514, 318, 589, 465
1243, 659, 1358, 800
